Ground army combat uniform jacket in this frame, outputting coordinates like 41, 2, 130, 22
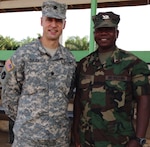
0, 39, 76, 145
75, 47, 150, 147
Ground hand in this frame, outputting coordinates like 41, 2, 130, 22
75, 143, 81, 147
126, 139, 142, 147
74, 138, 81, 147
73, 132, 81, 147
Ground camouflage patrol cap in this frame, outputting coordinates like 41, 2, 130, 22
42, 0, 67, 19
92, 11, 120, 29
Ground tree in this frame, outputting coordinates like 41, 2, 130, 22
0, 35, 20, 50
0, 35, 89, 51
19, 37, 36, 47
65, 36, 89, 50
0, 35, 36, 50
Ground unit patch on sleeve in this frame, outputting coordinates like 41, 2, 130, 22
5, 59, 14, 72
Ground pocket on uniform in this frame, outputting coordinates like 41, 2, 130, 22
22, 79, 48, 95
79, 74, 94, 100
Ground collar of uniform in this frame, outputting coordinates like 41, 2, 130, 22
37, 39, 64, 59
101, 47, 121, 69
86, 47, 122, 71
37, 40, 74, 63
111, 47, 121, 64
52, 45, 64, 60
92, 47, 121, 68
38, 39, 47, 54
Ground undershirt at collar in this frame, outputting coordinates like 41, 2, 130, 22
44, 47, 58, 57
99, 51, 113, 64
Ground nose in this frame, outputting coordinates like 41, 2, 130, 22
51, 19, 57, 27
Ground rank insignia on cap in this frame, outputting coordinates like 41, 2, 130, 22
92, 11, 120, 29
42, 0, 67, 19
53, 5, 57, 9
5, 59, 14, 72
102, 15, 110, 20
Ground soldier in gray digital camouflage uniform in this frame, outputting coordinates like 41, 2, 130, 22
73, 11, 150, 147
0, 0, 76, 147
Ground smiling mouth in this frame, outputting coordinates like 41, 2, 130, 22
48, 28, 58, 33
100, 38, 109, 42
101, 38, 107, 41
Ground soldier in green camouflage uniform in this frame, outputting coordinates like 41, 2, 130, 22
0, 1, 76, 147
73, 12, 150, 147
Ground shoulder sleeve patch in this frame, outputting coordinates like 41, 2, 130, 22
5, 59, 14, 72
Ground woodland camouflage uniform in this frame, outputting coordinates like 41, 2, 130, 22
75, 47, 150, 147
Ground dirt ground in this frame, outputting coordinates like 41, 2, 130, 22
0, 104, 150, 147
0, 120, 150, 147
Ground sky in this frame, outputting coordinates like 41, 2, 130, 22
0, 4, 150, 51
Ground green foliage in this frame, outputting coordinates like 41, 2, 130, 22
19, 37, 36, 47
0, 35, 20, 50
0, 35, 36, 50
65, 36, 89, 50
0, 34, 89, 51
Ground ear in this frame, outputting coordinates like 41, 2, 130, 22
115, 30, 119, 38
40, 17, 43, 26
62, 20, 66, 29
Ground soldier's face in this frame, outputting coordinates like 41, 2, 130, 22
41, 16, 66, 40
94, 27, 119, 49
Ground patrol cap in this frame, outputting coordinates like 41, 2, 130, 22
92, 11, 120, 29
42, 0, 67, 19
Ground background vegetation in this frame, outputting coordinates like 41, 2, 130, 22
0, 35, 89, 51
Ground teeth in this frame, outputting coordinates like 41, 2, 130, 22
49, 29, 57, 33
101, 39, 107, 41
